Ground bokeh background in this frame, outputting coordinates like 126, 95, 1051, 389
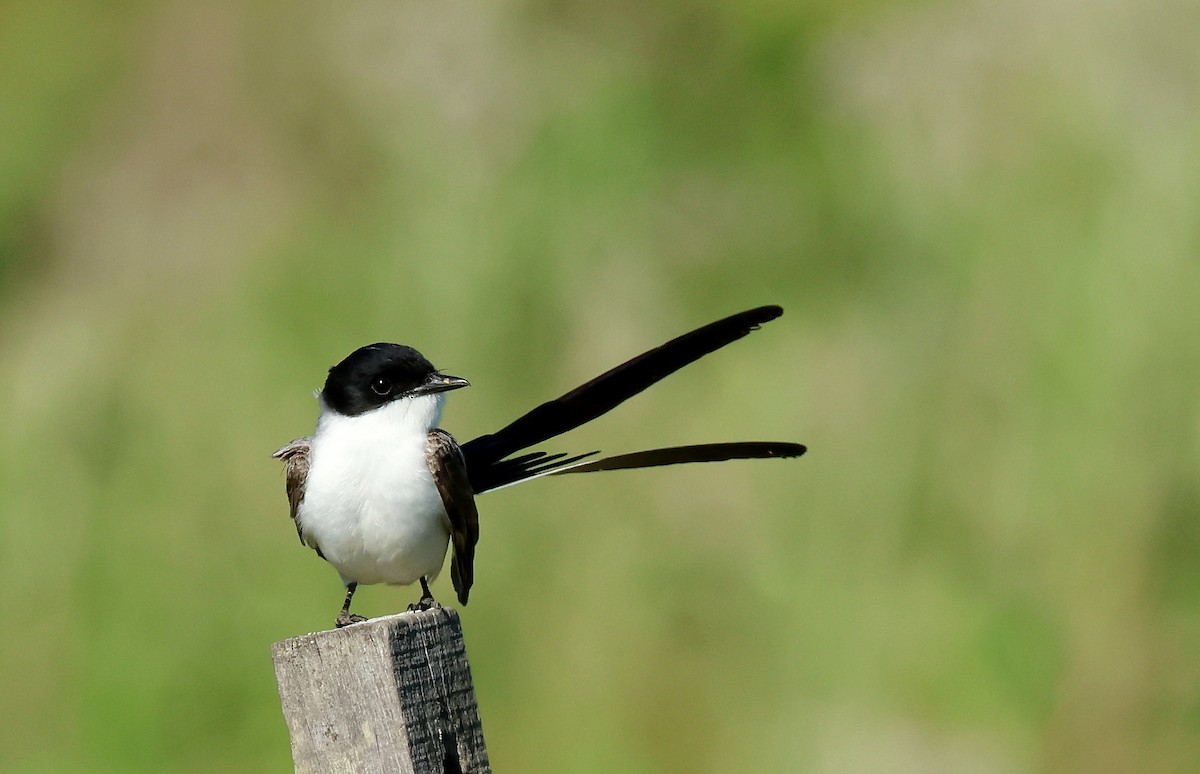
2, 1, 1198, 771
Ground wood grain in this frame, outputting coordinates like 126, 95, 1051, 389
272, 607, 490, 773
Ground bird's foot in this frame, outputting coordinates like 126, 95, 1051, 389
407, 576, 440, 612
335, 611, 368, 628
407, 596, 440, 613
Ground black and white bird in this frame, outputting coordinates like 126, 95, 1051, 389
274, 305, 805, 627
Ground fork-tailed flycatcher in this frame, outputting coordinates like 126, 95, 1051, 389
274, 305, 806, 627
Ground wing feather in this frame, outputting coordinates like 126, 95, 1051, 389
427, 429, 480, 605
272, 438, 321, 555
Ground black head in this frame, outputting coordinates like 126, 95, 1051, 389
321, 343, 469, 417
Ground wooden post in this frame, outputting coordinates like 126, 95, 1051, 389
272, 607, 490, 774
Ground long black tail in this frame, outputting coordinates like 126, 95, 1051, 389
555, 441, 805, 474
478, 441, 806, 492
461, 306, 800, 494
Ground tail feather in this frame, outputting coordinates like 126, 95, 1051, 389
554, 441, 806, 474
463, 305, 784, 492
475, 449, 602, 494
478, 441, 805, 493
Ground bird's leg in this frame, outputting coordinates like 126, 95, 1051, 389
335, 582, 368, 628
408, 577, 440, 612
420, 577, 437, 606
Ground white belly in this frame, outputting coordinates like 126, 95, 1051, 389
298, 417, 450, 587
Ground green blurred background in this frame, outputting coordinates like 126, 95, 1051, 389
2, 1, 1198, 771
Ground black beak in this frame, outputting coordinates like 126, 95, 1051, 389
411, 372, 470, 397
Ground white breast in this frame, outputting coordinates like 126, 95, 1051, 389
297, 394, 451, 586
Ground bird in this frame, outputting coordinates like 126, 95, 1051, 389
274, 305, 806, 627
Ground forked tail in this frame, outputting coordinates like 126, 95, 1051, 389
461, 306, 804, 494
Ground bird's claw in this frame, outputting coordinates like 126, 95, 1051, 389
407, 597, 440, 613
335, 612, 368, 628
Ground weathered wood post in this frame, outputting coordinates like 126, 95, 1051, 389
272, 607, 490, 773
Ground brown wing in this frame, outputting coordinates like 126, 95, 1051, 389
427, 429, 480, 605
272, 438, 316, 552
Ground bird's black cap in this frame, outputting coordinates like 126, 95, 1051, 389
322, 343, 468, 417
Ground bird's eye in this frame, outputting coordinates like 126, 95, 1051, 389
370, 377, 392, 396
